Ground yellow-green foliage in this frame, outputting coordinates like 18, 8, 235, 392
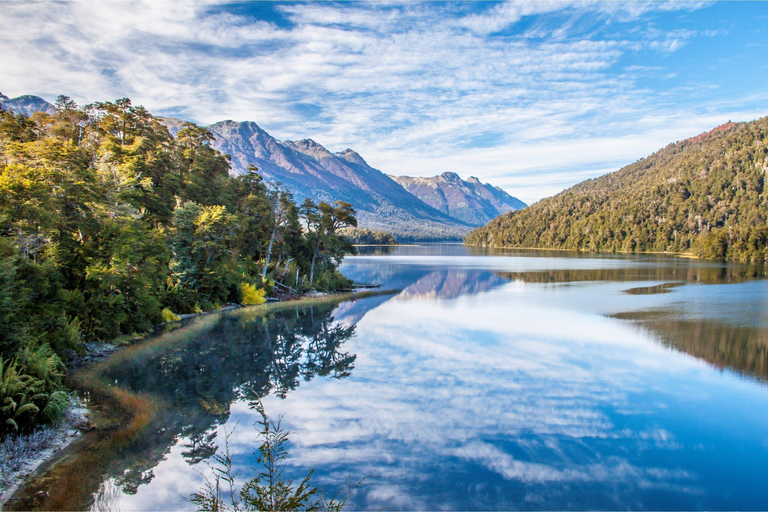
240, 282, 267, 305
0, 98, 359, 432
161, 308, 181, 323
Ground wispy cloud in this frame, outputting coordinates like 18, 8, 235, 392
1, 1, 765, 203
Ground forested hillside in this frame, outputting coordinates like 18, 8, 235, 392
466, 117, 768, 262
0, 96, 357, 433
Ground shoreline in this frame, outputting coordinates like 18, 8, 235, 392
2, 288, 397, 509
0, 397, 90, 507
463, 242, 700, 259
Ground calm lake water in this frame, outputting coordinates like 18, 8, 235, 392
25, 245, 768, 510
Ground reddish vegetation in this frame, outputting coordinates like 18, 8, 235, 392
687, 122, 737, 144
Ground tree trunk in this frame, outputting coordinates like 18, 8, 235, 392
309, 243, 319, 285
262, 220, 278, 279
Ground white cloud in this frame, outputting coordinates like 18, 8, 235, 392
1, 0, 762, 202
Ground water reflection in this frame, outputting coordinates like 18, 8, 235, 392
615, 309, 768, 383
8, 301, 359, 511
259, 287, 768, 510
13, 246, 768, 511
107, 303, 357, 490
106, 304, 357, 405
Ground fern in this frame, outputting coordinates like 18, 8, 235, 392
0, 345, 67, 433
43, 390, 70, 421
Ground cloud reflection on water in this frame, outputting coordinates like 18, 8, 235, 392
111, 247, 768, 510
248, 286, 739, 509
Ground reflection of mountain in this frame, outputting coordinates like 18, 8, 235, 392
333, 269, 510, 325
615, 311, 768, 384
397, 271, 507, 300
12, 303, 357, 510
333, 269, 508, 325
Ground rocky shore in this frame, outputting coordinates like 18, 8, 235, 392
0, 397, 91, 507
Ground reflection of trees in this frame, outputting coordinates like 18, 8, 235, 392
616, 311, 768, 383
305, 322, 357, 380
182, 430, 219, 466
93, 303, 357, 500
106, 303, 356, 410
496, 264, 765, 285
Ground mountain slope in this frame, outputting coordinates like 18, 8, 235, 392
466, 117, 768, 262
392, 172, 526, 226
0, 95, 512, 240
205, 120, 473, 239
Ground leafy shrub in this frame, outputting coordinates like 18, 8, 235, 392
240, 282, 267, 305
313, 270, 353, 292
191, 402, 361, 511
161, 308, 181, 323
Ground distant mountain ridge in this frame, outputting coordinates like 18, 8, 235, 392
0, 93, 56, 116
0, 93, 524, 240
466, 116, 768, 262
392, 172, 526, 226
159, 117, 477, 239
200, 119, 474, 239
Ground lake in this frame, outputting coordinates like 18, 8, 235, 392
13, 245, 768, 510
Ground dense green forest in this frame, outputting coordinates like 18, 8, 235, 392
0, 96, 357, 433
342, 228, 399, 245
466, 117, 768, 262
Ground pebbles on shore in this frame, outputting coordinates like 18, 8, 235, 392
0, 397, 91, 506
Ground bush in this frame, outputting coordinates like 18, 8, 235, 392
313, 270, 353, 292
161, 308, 181, 323
191, 402, 362, 511
240, 282, 267, 305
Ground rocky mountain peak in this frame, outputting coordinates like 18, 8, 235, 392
392, 172, 526, 226
440, 172, 462, 182
1, 94, 56, 116
336, 148, 368, 166
284, 138, 335, 160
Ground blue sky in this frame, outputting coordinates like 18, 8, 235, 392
1, 1, 767, 204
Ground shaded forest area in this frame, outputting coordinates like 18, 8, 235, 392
466, 117, 768, 262
0, 96, 357, 433
342, 228, 399, 245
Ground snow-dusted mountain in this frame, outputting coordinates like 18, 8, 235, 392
392, 172, 526, 226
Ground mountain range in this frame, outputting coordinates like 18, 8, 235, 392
0, 93, 56, 117
0, 93, 525, 240
392, 172, 527, 226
